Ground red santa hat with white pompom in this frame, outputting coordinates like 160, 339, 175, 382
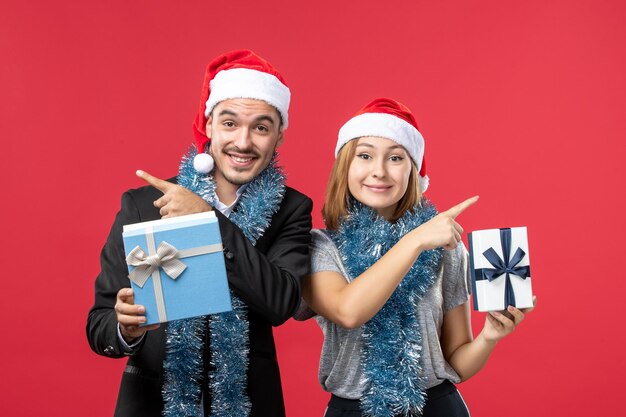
191, 49, 291, 173
335, 97, 430, 192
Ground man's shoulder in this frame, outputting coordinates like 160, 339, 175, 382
283, 186, 312, 203
281, 186, 313, 214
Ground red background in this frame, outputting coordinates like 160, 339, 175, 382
2, 1, 625, 415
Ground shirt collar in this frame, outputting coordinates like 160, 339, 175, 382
213, 184, 248, 218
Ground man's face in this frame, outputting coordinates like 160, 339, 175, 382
206, 98, 284, 186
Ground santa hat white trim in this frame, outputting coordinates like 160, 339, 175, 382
336, 112, 429, 191
204, 68, 291, 129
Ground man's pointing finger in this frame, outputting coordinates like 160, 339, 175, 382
136, 170, 172, 193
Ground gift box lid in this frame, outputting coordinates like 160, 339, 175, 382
123, 211, 217, 235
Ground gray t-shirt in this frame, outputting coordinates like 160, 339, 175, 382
305, 229, 470, 399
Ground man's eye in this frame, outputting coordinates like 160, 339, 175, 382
223, 121, 235, 128
256, 125, 268, 132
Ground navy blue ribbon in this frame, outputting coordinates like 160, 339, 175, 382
476, 228, 530, 308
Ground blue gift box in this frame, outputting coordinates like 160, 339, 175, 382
468, 227, 533, 312
122, 211, 232, 325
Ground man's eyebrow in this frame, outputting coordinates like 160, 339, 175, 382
216, 111, 276, 125
217, 109, 238, 117
253, 115, 276, 125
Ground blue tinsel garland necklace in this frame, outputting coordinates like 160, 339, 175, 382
162, 146, 285, 417
328, 199, 443, 417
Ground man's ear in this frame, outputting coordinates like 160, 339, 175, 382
276, 129, 285, 148
205, 116, 213, 138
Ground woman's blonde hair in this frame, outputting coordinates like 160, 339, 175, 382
322, 139, 421, 230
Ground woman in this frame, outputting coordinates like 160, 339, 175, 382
299, 98, 535, 417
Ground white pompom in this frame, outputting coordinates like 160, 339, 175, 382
193, 153, 214, 174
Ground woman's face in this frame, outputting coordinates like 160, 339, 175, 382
348, 136, 412, 219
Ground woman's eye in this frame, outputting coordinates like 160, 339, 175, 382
356, 153, 371, 160
389, 155, 404, 162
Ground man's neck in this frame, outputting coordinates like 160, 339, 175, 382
214, 171, 241, 206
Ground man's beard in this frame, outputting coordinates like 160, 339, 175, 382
220, 169, 254, 186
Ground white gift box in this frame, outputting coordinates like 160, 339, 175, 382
468, 227, 533, 312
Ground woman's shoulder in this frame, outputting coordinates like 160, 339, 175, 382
311, 228, 335, 247
310, 228, 349, 277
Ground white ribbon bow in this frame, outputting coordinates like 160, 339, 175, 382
126, 241, 187, 287
124, 228, 223, 323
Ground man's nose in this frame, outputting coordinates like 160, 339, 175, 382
233, 128, 253, 150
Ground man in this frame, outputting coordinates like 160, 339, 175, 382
87, 49, 313, 417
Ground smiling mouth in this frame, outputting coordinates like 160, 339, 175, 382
364, 184, 392, 192
226, 153, 257, 166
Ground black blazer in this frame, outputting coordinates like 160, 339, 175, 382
87, 182, 313, 417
